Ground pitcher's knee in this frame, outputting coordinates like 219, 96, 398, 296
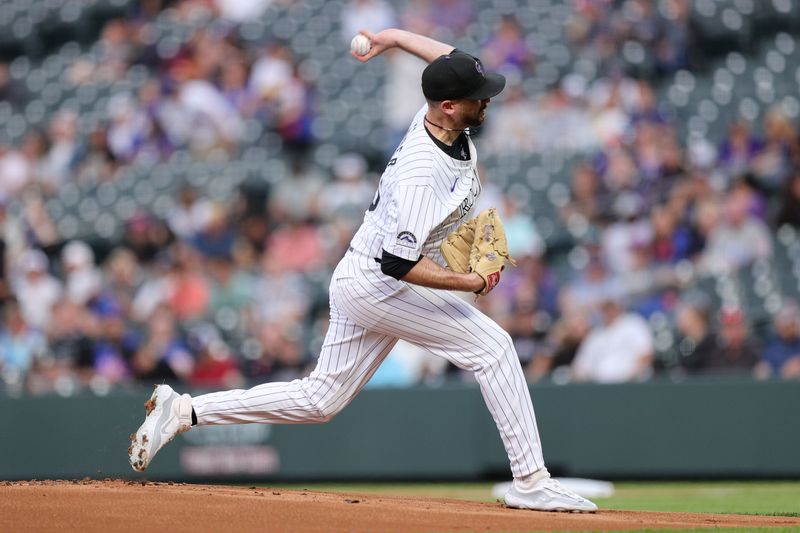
315, 399, 345, 422
498, 329, 516, 352
487, 329, 519, 365
303, 387, 348, 423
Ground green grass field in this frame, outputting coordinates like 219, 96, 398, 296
270, 481, 800, 532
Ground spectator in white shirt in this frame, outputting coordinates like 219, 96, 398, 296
12, 249, 63, 330
61, 241, 103, 306
572, 299, 655, 383
0, 144, 32, 199
700, 184, 772, 273
168, 185, 214, 240
249, 43, 293, 103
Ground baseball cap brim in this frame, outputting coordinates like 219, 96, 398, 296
461, 72, 506, 100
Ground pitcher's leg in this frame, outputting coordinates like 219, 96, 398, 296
337, 279, 544, 478
193, 312, 397, 425
409, 287, 544, 478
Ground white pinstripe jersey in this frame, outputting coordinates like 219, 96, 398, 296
349, 105, 481, 267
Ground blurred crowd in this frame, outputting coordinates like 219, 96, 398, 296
497, 92, 800, 384
1, 0, 800, 396
567, 0, 692, 78
488, 78, 800, 384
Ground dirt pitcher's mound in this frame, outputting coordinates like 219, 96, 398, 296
2, 480, 799, 532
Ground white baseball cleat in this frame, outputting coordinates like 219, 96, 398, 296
128, 384, 193, 472
503, 477, 599, 513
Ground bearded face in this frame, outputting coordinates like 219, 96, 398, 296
454, 98, 490, 128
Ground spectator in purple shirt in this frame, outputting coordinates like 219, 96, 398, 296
482, 17, 534, 74
717, 121, 764, 179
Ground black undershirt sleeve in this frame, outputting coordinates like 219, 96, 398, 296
381, 249, 422, 280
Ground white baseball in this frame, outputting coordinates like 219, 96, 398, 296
350, 34, 371, 56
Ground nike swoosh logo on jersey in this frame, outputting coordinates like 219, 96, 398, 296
450, 178, 458, 192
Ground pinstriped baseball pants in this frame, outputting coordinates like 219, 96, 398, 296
193, 250, 545, 478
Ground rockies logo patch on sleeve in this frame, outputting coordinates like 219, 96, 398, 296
396, 231, 418, 248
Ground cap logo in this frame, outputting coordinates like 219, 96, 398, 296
475, 61, 484, 76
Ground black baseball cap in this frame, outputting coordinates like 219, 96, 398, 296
421, 51, 506, 101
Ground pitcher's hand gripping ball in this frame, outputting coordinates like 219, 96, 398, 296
350, 34, 371, 56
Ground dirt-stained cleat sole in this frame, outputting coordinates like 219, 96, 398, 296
127, 385, 193, 472
144, 397, 156, 416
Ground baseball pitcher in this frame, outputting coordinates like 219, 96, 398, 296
128, 28, 597, 513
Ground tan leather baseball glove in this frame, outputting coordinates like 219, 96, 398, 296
440, 217, 476, 274
469, 208, 516, 295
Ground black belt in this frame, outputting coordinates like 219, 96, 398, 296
348, 246, 381, 264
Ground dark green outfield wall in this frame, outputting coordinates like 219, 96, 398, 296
1, 379, 798, 481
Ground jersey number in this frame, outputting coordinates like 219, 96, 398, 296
368, 191, 380, 211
